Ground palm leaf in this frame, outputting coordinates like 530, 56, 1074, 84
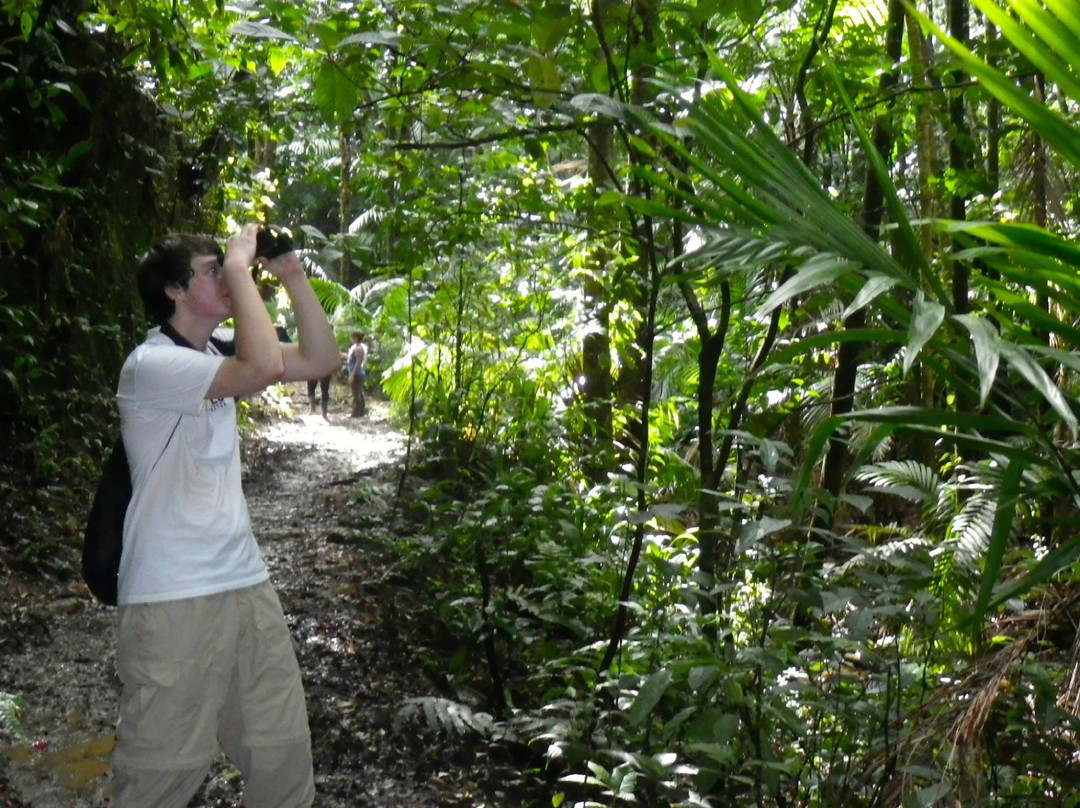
910, 2, 1080, 169
904, 296, 946, 377
821, 53, 943, 303
854, 460, 942, 505
998, 342, 1078, 436
953, 315, 1002, 407
949, 494, 997, 567
975, 0, 1080, 100
793, 407, 1045, 515
972, 458, 1029, 622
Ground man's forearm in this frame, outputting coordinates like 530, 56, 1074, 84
280, 273, 339, 378
223, 256, 282, 376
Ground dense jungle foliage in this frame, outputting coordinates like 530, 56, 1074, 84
5, 0, 1080, 805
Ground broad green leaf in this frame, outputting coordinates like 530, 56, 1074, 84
1024, 343, 1080, 376
314, 60, 358, 125
526, 54, 560, 109
766, 328, 906, 367
913, 780, 953, 808
904, 296, 945, 377
953, 315, 1001, 405
629, 669, 672, 727
972, 458, 1026, 626
844, 274, 901, 318
570, 93, 632, 121
1040, 0, 1080, 32
736, 0, 765, 25
756, 254, 862, 317
229, 21, 296, 42
267, 46, 289, 76
942, 220, 1080, 266
998, 342, 1077, 436
688, 665, 719, 692
338, 31, 403, 50
983, 286, 1080, 347
531, 14, 572, 53
596, 190, 678, 220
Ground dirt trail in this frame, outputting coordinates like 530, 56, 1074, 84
1, 395, 476, 807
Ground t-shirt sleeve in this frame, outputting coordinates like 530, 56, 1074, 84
120, 344, 225, 416
211, 327, 237, 356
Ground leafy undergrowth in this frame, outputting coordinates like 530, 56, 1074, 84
0, 394, 524, 807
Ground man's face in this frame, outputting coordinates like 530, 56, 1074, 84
179, 253, 232, 320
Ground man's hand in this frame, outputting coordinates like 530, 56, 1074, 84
224, 223, 260, 271
263, 249, 305, 283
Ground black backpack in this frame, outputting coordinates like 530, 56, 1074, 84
81, 436, 134, 605
81, 325, 233, 605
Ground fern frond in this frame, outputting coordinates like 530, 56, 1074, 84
855, 460, 942, 504
284, 136, 338, 161
351, 277, 406, 306
0, 691, 25, 740
836, 535, 932, 575
948, 494, 996, 567
348, 207, 386, 232
393, 696, 494, 739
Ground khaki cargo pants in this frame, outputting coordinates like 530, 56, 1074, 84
113, 581, 313, 808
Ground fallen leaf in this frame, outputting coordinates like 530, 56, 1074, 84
55, 759, 112, 789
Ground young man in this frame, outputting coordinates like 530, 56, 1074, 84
346, 330, 368, 418
113, 223, 339, 808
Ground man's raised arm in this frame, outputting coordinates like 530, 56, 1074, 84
266, 250, 339, 382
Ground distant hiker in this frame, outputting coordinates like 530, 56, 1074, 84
346, 330, 368, 418
113, 225, 338, 808
306, 372, 332, 421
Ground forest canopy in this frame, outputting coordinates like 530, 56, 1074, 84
4, 0, 1080, 805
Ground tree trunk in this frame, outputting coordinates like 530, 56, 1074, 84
580, 0, 618, 483
948, 0, 973, 316
339, 127, 354, 286
598, 0, 662, 673
819, 0, 905, 514
582, 120, 615, 483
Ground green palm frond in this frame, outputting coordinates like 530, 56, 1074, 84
309, 277, 352, 314
284, 135, 339, 162
854, 460, 943, 506
672, 228, 799, 281
348, 207, 386, 232
911, 0, 1080, 169
949, 494, 997, 567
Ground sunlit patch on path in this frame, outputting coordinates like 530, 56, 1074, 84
258, 402, 408, 473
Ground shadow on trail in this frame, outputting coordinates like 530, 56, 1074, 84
1, 395, 480, 808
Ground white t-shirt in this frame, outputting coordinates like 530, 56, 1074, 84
115, 326, 268, 605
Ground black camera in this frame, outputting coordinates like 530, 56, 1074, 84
254, 226, 293, 260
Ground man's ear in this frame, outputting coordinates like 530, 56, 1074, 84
165, 283, 185, 303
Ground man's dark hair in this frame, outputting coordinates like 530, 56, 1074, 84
137, 234, 224, 324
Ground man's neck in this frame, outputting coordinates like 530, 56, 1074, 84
164, 314, 218, 351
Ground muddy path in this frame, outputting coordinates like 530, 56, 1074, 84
1, 392, 482, 807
